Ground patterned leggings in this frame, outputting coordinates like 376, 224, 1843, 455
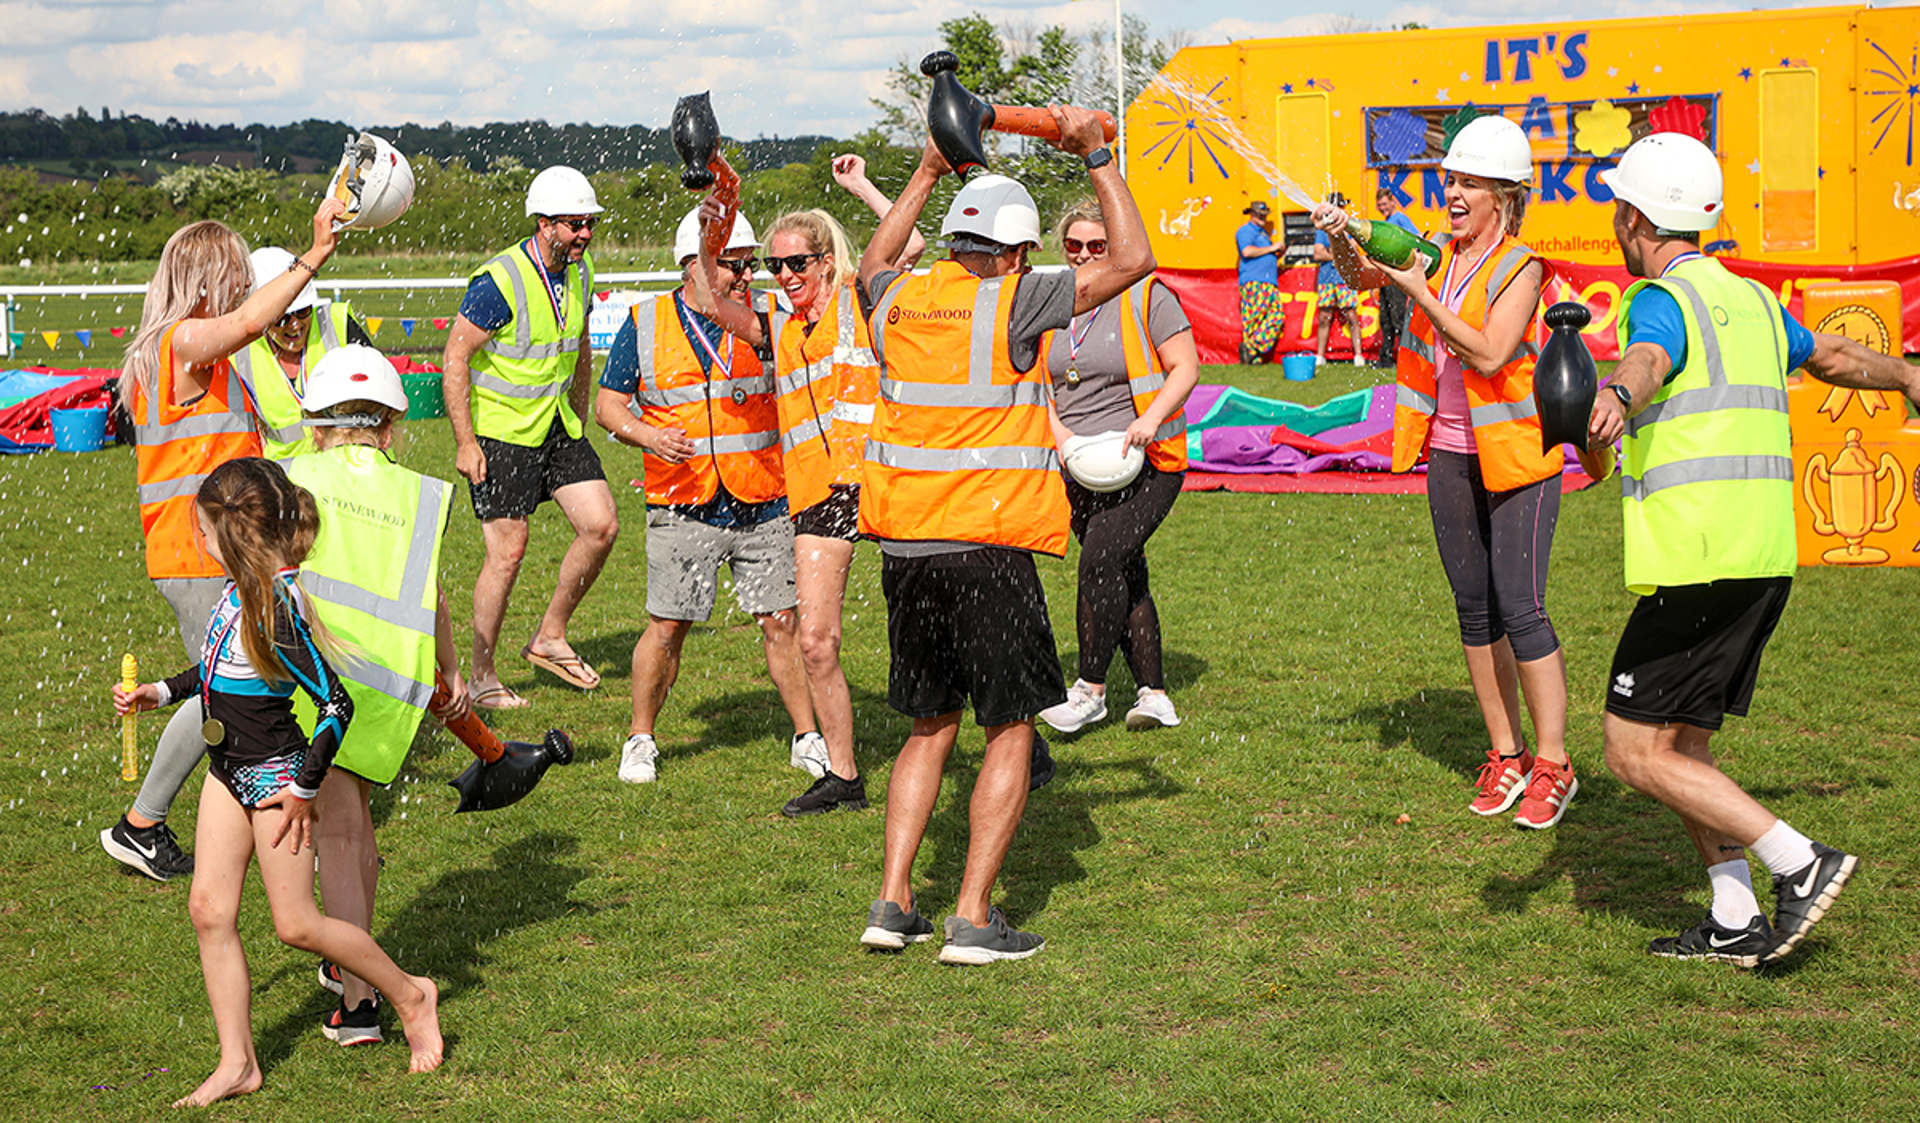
1239, 282, 1284, 361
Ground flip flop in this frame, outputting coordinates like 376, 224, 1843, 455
522, 645, 600, 691
472, 684, 531, 711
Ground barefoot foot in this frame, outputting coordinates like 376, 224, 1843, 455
395, 975, 443, 1073
172, 1062, 261, 1108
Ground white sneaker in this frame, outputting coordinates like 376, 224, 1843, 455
1125, 687, 1181, 730
789, 730, 830, 779
1038, 679, 1108, 734
618, 733, 659, 784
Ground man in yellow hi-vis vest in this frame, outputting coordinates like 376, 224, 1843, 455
1582, 133, 1919, 968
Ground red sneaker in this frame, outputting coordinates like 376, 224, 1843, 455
1470, 748, 1533, 816
1513, 757, 1578, 829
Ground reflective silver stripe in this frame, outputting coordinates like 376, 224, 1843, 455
1395, 383, 1437, 415
1404, 334, 1435, 365
481, 338, 572, 362
267, 420, 305, 444
778, 358, 837, 397
1627, 383, 1790, 438
1743, 278, 1786, 374
715, 374, 775, 396
135, 410, 256, 445
1620, 455, 1794, 500
880, 377, 1048, 410
1485, 245, 1535, 303
335, 654, 434, 710
871, 280, 904, 370
638, 384, 709, 409
303, 573, 436, 636
1150, 417, 1184, 443
1128, 370, 1167, 396
867, 440, 1059, 472
1660, 278, 1729, 389
1471, 397, 1538, 427
695, 430, 779, 455
969, 279, 1002, 386
473, 370, 569, 399
832, 401, 874, 425
316, 305, 342, 351
138, 473, 212, 505
301, 476, 444, 638
633, 298, 661, 393
486, 250, 531, 351
1507, 340, 1540, 366
782, 414, 828, 454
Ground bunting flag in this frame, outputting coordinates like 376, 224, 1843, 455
401, 318, 416, 337
109, 327, 126, 338
8, 331, 24, 349
366, 317, 384, 337
75, 330, 92, 348
41, 331, 59, 349
432, 318, 449, 330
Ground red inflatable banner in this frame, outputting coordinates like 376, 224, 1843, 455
1160, 255, 1920, 365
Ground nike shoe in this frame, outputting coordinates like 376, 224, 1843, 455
938, 906, 1045, 966
321, 998, 382, 1046
617, 733, 659, 784
1038, 680, 1107, 734
1512, 757, 1577, 829
789, 731, 830, 779
1469, 748, 1534, 817
861, 898, 937, 950
1760, 843, 1858, 965
1648, 913, 1772, 968
99, 815, 194, 881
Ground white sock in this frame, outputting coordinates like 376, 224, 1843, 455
1706, 860, 1762, 927
1748, 820, 1818, 878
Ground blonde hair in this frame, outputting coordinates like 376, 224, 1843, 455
118, 221, 253, 413
767, 209, 855, 292
195, 457, 341, 683
1491, 180, 1530, 238
1055, 199, 1105, 249
307, 399, 400, 451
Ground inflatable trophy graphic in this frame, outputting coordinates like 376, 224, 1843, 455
671, 92, 742, 260
1533, 302, 1599, 455
433, 679, 575, 813
1803, 428, 1904, 563
922, 51, 1118, 180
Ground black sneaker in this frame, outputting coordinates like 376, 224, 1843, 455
860, 898, 936, 950
99, 815, 194, 881
938, 906, 1045, 966
1761, 843, 1858, 964
1029, 732, 1056, 792
1648, 913, 1772, 968
321, 998, 382, 1046
782, 772, 868, 818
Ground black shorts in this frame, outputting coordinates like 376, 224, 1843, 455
881, 547, 1067, 727
1606, 576, 1792, 731
468, 416, 606, 521
794, 484, 860, 541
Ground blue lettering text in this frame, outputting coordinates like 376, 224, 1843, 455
1507, 38, 1542, 82
1538, 160, 1579, 202
1561, 32, 1589, 80
1421, 169, 1447, 210
1521, 97, 1557, 139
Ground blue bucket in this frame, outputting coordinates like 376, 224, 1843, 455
1281, 353, 1317, 381
50, 407, 108, 452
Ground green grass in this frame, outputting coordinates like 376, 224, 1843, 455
3, 361, 1919, 1120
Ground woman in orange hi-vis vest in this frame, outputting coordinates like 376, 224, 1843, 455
99, 198, 347, 885
687, 160, 924, 818
1313, 116, 1579, 832
1035, 200, 1197, 738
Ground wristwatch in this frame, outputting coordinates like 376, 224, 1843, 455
1083, 146, 1113, 172
1609, 382, 1633, 409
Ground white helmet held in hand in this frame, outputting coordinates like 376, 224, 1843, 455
327, 132, 416, 231
674, 205, 760, 265
249, 247, 317, 313
525, 166, 604, 217
941, 174, 1042, 251
1441, 116, 1534, 184
1599, 132, 1725, 232
1061, 430, 1146, 493
302, 344, 408, 424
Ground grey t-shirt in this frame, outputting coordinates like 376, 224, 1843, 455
1046, 282, 1192, 437
863, 265, 1077, 555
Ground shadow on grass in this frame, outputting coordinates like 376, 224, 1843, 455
252, 830, 594, 1074
1044, 647, 1212, 742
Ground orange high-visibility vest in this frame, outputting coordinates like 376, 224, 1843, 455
624, 289, 785, 506
861, 260, 1070, 556
132, 321, 264, 579
1037, 275, 1189, 473
774, 282, 881, 513
1392, 235, 1561, 492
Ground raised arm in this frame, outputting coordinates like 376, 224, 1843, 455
861, 142, 947, 291
833, 154, 927, 271
169, 198, 346, 389
1801, 331, 1920, 411
1058, 105, 1154, 315
695, 194, 766, 347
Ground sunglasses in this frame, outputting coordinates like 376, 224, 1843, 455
1062, 237, 1108, 256
274, 307, 312, 328
550, 216, 598, 233
765, 253, 823, 276
714, 257, 758, 275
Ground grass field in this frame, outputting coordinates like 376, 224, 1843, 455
3, 361, 1919, 1120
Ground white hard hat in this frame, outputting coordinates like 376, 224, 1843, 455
327, 132, 415, 231
302, 344, 408, 423
941, 174, 1042, 251
249, 247, 317, 313
1442, 116, 1533, 184
674, 205, 760, 265
1060, 430, 1146, 493
525, 166, 604, 218
1599, 132, 1725, 233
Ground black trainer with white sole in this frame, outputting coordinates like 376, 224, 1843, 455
1761, 843, 1858, 965
861, 898, 936, 950
783, 772, 868, 817
938, 906, 1044, 966
321, 998, 382, 1046
99, 815, 194, 881
1648, 913, 1772, 968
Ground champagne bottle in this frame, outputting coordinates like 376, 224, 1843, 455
1346, 216, 1442, 277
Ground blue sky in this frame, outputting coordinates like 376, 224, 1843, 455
0, 0, 1908, 139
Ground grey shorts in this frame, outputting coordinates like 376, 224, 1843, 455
645, 507, 798, 622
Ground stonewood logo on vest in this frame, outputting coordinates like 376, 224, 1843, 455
887, 306, 972, 324
318, 494, 410, 529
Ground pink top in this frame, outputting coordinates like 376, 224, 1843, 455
1425, 238, 1508, 456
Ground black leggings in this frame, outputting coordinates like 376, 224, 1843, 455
1426, 448, 1561, 663
1065, 462, 1184, 689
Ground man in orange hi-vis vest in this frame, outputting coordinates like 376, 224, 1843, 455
852, 106, 1154, 966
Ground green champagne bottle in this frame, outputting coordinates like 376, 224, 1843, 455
1347, 216, 1442, 277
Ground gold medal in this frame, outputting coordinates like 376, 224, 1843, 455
1066, 366, 1081, 387
202, 717, 226, 746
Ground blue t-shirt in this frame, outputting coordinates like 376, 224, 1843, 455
456, 240, 577, 333
1236, 221, 1279, 287
1385, 211, 1419, 236
1622, 283, 1815, 383
1313, 230, 1345, 289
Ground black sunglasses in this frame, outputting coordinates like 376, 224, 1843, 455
550, 216, 598, 233
274, 307, 313, 327
765, 253, 823, 276
714, 257, 758, 275
1062, 237, 1108, 256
